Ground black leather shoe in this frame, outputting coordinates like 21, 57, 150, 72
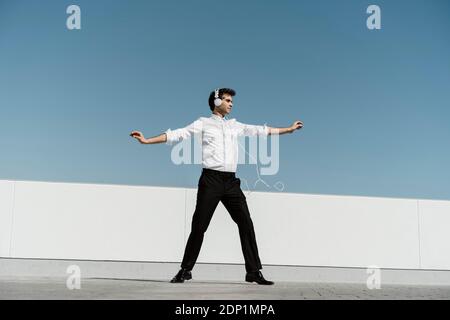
170, 268, 192, 283
245, 271, 274, 285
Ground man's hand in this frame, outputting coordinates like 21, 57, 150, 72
290, 120, 304, 132
130, 131, 167, 144
130, 131, 147, 144
267, 120, 304, 136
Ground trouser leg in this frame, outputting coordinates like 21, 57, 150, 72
222, 177, 262, 272
181, 173, 221, 271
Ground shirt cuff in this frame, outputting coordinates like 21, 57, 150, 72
165, 129, 174, 145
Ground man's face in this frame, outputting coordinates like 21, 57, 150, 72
216, 93, 233, 115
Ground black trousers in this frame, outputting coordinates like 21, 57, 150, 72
181, 168, 263, 273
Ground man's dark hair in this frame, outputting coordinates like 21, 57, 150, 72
208, 88, 236, 111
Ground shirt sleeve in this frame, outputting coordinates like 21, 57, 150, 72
234, 120, 269, 137
164, 118, 203, 145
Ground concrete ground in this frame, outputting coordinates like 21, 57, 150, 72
1, 277, 450, 300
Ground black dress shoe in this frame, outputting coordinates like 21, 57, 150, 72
170, 268, 192, 283
245, 271, 274, 285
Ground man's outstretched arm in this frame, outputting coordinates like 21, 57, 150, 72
130, 118, 203, 145
130, 131, 167, 144
268, 120, 303, 135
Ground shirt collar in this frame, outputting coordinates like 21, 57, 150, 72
211, 113, 226, 121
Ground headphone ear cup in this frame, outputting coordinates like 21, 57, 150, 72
214, 98, 222, 107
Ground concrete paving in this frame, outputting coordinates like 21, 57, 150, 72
1, 277, 450, 300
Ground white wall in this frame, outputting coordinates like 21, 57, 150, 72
0, 181, 15, 257
1, 179, 449, 270
418, 200, 450, 270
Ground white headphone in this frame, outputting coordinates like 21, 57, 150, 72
214, 88, 222, 107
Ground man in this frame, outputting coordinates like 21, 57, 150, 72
131, 88, 303, 285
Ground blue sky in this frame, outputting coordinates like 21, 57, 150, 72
1, 0, 449, 201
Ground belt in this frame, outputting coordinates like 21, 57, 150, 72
202, 168, 236, 178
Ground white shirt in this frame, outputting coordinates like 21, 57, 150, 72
165, 114, 269, 172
